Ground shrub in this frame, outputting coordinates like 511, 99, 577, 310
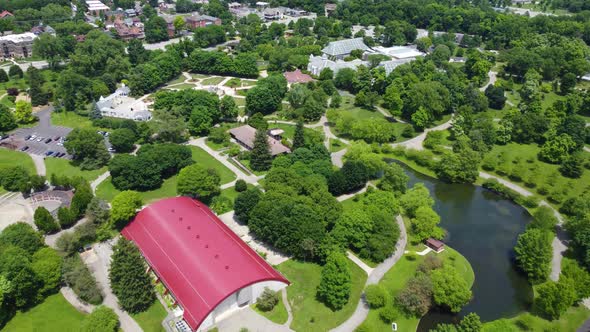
537, 186, 550, 196
402, 126, 414, 138
34, 207, 60, 234
515, 195, 540, 209
379, 306, 398, 323
58, 207, 77, 228
235, 179, 247, 192
364, 285, 386, 308
81, 306, 119, 332
256, 288, 279, 311
417, 255, 443, 274
62, 255, 104, 305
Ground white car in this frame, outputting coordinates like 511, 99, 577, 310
30, 134, 37, 140
36, 137, 43, 142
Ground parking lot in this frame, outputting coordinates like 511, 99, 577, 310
9, 125, 71, 157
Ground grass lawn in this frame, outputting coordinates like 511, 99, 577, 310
201, 76, 225, 86
238, 159, 267, 177
45, 158, 107, 182
339, 97, 386, 121
252, 295, 289, 325
2, 293, 86, 332
165, 83, 195, 90
0, 148, 36, 174
96, 176, 178, 203
277, 258, 367, 332
131, 300, 168, 332
50, 112, 109, 130
361, 247, 473, 332
166, 75, 186, 85
482, 143, 590, 208
219, 184, 255, 204
189, 146, 236, 184
191, 73, 209, 80
329, 138, 347, 153
233, 97, 246, 107
482, 306, 590, 332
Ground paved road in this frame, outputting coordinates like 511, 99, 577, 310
331, 215, 407, 332
480, 71, 497, 92
31, 154, 46, 176
215, 307, 292, 332
91, 171, 110, 192
391, 118, 453, 151
60, 286, 95, 314
84, 241, 143, 332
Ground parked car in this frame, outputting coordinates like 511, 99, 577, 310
44, 138, 52, 143
25, 135, 31, 140
54, 136, 61, 141
36, 137, 43, 142
30, 134, 37, 140
0, 134, 8, 140
45, 151, 53, 156
20, 146, 29, 151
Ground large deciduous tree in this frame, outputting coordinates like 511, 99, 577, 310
110, 191, 143, 229
109, 239, 155, 313
81, 306, 119, 332
514, 228, 552, 284
431, 266, 472, 313
317, 251, 351, 310
176, 164, 220, 200
64, 128, 110, 170
34, 207, 60, 234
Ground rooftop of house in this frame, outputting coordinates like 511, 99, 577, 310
0, 32, 37, 44
97, 85, 151, 120
371, 45, 425, 59
229, 125, 291, 156
283, 69, 314, 84
322, 38, 369, 56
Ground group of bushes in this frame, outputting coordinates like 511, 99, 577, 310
0, 166, 46, 194
481, 179, 540, 209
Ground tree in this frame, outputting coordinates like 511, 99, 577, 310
8, 65, 23, 78
529, 206, 558, 232
0, 222, 44, 254
319, 68, 334, 80
62, 255, 103, 305
435, 148, 482, 183
378, 163, 408, 195
560, 153, 584, 178
514, 228, 552, 284
539, 134, 577, 164
0, 69, 8, 82
31, 247, 63, 296
250, 129, 273, 171
364, 284, 386, 308
535, 279, 576, 320
173, 16, 185, 33
396, 274, 433, 316
110, 191, 143, 229
27, 66, 47, 106
411, 206, 445, 242
560, 73, 577, 95
14, 101, 34, 124
562, 259, 590, 302
293, 120, 305, 150
331, 210, 373, 250
127, 39, 148, 65
109, 154, 163, 191
0, 166, 31, 193
485, 85, 506, 110
81, 306, 119, 332
58, 207, 77, 228
109, 128, 136, 153
0, 104, 16, 133
109, 238, 155, 313
176, 164, 220, 200
246, 85, 282, 115
234, 187, 262, 223
71, 183, 94, 218
431, 45, 451, 66
256, 288, 279, 311
431, 266, 472, 313
145, 16, 169, 43
64, 129, 110, 170
86, 197, 110, 225
219, 95, 238, 119
400, 183, 434, 218
317, 251, 351, 310
34, 207, 59, 234
383, 84, 403, 115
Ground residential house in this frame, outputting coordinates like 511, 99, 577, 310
0, 33, 37, 59
321, 38, 369, 60
229, 125, 291, 156
263, 7, 284, 21
113, 18, 145, 40
96, 84, 152, 121
86, 0, 110, 16
0, 11, 13, 19
185, 14, 221, 29
324, 3, 337, 16
283, 69, 314, 84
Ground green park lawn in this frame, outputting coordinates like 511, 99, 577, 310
51, 112, 96, 129
252, 295, 289, 325
219, 184, 252, 204
361, 248, 473, 332
189, 146, 236, 184
329, 138, 347, 153
2, 293, 86, 332
45, 158, 107, 182
276, 258, 367, 332
201, 76, 225, 86
481, 143, 590, 208
233, 97, 246, 107
165, 83, 195, 90
339, 97, 387, 121
131, 300, 168, 332
482, 306, 590, 332
166, 75, 186, 85
0, 148, 36, 174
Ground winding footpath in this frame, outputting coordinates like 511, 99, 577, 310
391, 118, 454, 151
331, 215, 407, 332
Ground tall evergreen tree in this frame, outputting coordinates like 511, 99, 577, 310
109, 238, 155, 313
0, 69, 8, 83
27, 67, 47, 106
292, 120, 305, 150
250, 128, 272, 171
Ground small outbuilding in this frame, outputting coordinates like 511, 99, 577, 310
283, 69, 314, 84
229, 125, 291, 156
426, 238, 445, 253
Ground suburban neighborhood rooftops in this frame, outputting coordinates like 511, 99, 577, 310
229, 125, 291, 156
322, 38, 369, 57
122, 197, 289, 331
283, 69, 314, 84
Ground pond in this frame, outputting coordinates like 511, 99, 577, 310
391, 162, 534, 330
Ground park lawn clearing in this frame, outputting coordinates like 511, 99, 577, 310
45, 158, 107, 182
219, 184, 255, 204
166, 75, 186, 85
0, 148, 36, 174
330, 138, 347, 153
361, 247, 473, 332
232, 97, 246, 107
339, 96, 386, 121
276, 258, 367, 332
252, 294, 289, 325
96, 176, 178, 203
165, 83, 195, 90
131, 300, 168, 332
2, 293, 86, 332
201, 77, 225, 86
189, 146, 236, 184
482, 306, 590, 332
51, 112, 97, 129
482, 143, 590, 208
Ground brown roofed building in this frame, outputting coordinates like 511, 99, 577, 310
0, 11, 14, 19
185, 14, 221, 29
229, 125, 291, 156
283, 69, 314, 84
426, 238, 445, 253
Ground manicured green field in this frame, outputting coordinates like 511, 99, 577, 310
482, 306, 590, 332
166, 75, 186, 85
2, 293, 86, 332
51, 112, 96, 129
252, 294, 288, 325
277, 258, 367, 332
45, 158, 107, 182
361, 248, 473, 332
339, 97, 387, 121
165, 83, 195, 90
0, 148, 36, 174
201, 77, 225, 86
96, 176, 178, 203
233, 97, 246, 107
330, 138, 347, 152
131, 300, 168, 332
189, 146, 236, 184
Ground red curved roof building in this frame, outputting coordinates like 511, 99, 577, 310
122, 197, 289, 331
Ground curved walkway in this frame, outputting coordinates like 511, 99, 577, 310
331, 215, 407, 332
91, 171, 110, 193
60, 286, 95, 314
391, 118, 453, 151
282, 288, 293, 328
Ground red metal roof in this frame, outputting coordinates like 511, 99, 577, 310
121, 197, 289, 330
